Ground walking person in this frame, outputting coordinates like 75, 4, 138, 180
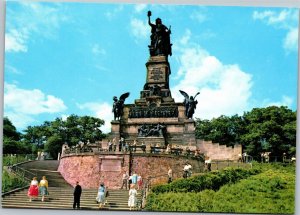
205, 157, 212, 172
128, 174, 133, 187
96, 182, 106, 209
167, 167, 173, 183
39, 176, 49, 202
128, 184, 138, 211
132, 172, 138, 185
121, 171, 129, 190
27, 177, 39, 202
137, 175, 143, 190
73, 181, 82, 209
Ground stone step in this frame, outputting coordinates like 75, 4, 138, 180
3, 160, 143, 211
2, 187, 142, 211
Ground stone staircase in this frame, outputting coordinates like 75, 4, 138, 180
2, 187, 141, 210
2, 160, 142, 211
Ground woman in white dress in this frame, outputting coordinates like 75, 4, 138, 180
128, 184, 138, 210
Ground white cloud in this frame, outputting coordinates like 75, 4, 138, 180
4, 111, 36, 131
190, 11, 207, 23
5, 29, 28, 53
5, 65, 22, 75
178, 29, 192, 46
4, 83, 67, 129
5, 2, 68, 53
77, 102, 113, 133
284, 27, 298, 52
92, 44, 106, 55
252, 9, 298, 52
171, 30, 253, 120
130, 18, 148, 39
134, 4, 147, 13
262, 95, 294, 108
105, 5, 124, 20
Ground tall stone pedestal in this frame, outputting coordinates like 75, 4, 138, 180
111, 55, 197, 148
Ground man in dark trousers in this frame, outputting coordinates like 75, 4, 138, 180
73, 181, 82, 209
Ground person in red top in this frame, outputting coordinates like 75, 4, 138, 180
28, 177, 39, 202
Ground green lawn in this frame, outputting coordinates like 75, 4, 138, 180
145, 163, 295, 214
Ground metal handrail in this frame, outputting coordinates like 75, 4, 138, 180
10, 165, 37, 181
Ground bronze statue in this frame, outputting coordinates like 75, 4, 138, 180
112, 92, 130, 120
179, 90, 200, 119
147, 11, 172, 57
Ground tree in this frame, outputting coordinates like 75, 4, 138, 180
3, 117, 20, 141
195, 106, 296, 159
44, 135, 63, 159
195, 115, 245, 147
21, 114, 106, 158
2, 117, 31, 154
241, 106, 296, 157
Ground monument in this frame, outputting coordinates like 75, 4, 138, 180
58, 11, 241, 189
111, 11, 198, 149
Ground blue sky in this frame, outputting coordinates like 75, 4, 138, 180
3, 2, 299, 133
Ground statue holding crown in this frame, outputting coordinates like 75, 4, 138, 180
147, 11, 172, 57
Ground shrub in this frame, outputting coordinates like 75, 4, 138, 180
145, 164, 295, 214
2, 169, 28, 193
151, 167, 261, 194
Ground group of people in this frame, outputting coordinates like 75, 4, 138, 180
121, 171, 143, 190
72, 181, 108, 209
27, 176, 49, 202
108, 138, 145, 153
73, 177, 141, 211
121, 171, 143, 210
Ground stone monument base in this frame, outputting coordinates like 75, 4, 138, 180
137, 136, 166, 148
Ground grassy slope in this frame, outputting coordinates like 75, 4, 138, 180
145, 163, 295, 214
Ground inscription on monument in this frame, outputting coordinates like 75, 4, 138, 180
101, 159, 121, 172
99, 156, 123, 172
149, 67, 165, 82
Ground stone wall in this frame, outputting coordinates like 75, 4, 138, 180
131, 154, 204, 185
197, 139, 242, 161
58, 153, 130, 189
58, 152, 204, 189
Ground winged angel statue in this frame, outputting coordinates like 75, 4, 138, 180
112, 92, 130, 120
179, 90, 200, 119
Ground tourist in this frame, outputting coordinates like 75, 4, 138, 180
132, 172, 138, 185
108, 140, 112, 151
27, 177, 39, 202
133, 139, 137, 152
183, 163, 192, 178
155, 143, 160, 154
41, 151, 45, 160
242, 152, 247, 163
128, 174, 133, 186
128, 184, 138, 211
118, 139, 122, 152
96, 182, 106, 209
168, 167, 173, 183
125, 141, 129, 152
166, 144, 171, 154
73, 181, 82, 209
121, 171, 129, 190
141, 141, 146, 153
205, 157, 212, 172
137, 175, 143, 190
291, 156, 296, 163
113, 139, 117, 151
39, 176, 49, 202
